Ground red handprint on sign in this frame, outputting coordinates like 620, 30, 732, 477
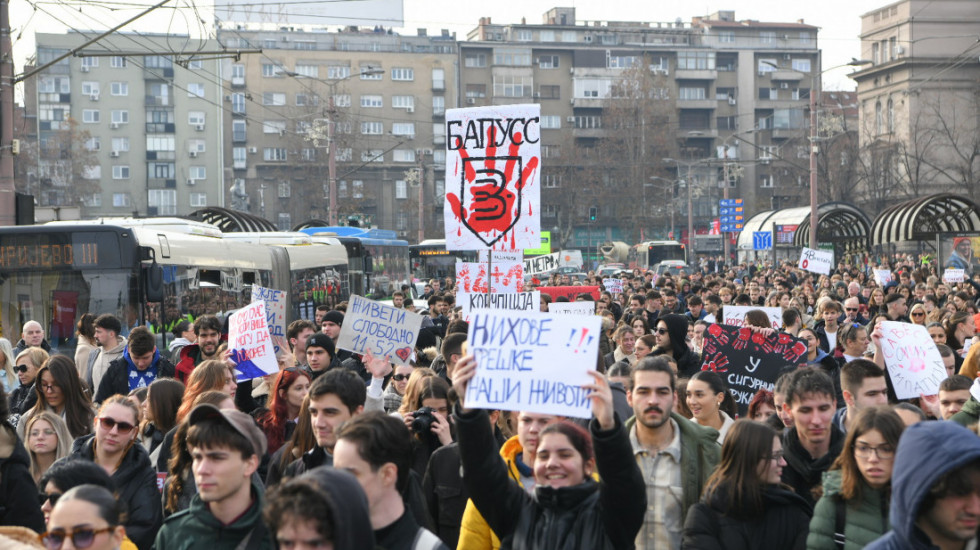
733, 327, 753, 350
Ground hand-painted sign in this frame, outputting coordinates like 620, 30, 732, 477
873, 269, 893, 285
456, 261, 524, 293
602, 278, 624, 294
524, 252, 561, 276
457, 291, 540, 321
799, 247, 833, 275
444, 104, 541, 250
228, 301, 278, 381
250, 285, 288, 353
879, 321, 947, 400
943, 268, 965, 283
548, 302, 595, 315
722, 305, 783, 331
336, 295, 424, 366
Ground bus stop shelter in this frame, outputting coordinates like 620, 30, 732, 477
187, 207, 277, 233
737, 202, 871, 262
870, 193, 980, 250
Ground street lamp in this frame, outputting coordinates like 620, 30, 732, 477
649, 176, 677, 239
663, 157, 702, 261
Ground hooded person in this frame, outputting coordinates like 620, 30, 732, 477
650, 313, 701, 378
866, 421, 980, 550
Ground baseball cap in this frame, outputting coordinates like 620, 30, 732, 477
188, 404, 267, 457
306, 332, 336, 356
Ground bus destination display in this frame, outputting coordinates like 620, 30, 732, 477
0, 235, 102, 270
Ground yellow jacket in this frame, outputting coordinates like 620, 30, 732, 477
456, 435, 524, 550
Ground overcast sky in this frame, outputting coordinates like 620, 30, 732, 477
10, 0, 891, 93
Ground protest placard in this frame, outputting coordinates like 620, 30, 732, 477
456, 261, 524, 293
878, 321, 947, 399
873, 269, 893, 286
537, 286, 601, 302
466, 309, 601, 418
524, 252, 561, 276
336, 295, 424, 365
603, 278, 624, 294
478, 250, 523, 263
699, 323, 808, 416
227, 301, 278, 381
943, 268, 965, 283
250, 285, 288, 353
722, 305, 783, 331
548, 302, 595, 315
798, 247, 833, 275
444, 104, 541, 250
458, 291, 540, 320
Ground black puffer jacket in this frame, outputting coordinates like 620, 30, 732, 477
455, 406, 646, 550
0, 424, 45, 532
7, 382, 36, 416
682, 484, 812, 549
68, 435, 162, 550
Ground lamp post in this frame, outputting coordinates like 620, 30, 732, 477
663, 158, 701, 260
649, 176, 677, 239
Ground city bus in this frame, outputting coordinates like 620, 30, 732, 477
299, 226, 411, 299
409, 239, 478, 281
627, 240, 687, 271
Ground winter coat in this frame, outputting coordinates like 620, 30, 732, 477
73, 337, 98, 379
12, 338, 51, 358
6, 383, 36, 416
627, 412, 721, 524
95, 350, 176, 404
153, 476, 273, 550
782, 424, 846, 507
866, 421, 980, 550
681, 484, 812, 550
174, 343, 204, 384
68, 435, 162, 550
455, 406, 646, 550
422, 442, 467, 548
296, 468, 377, 550
89, 336, 127, 398
807, 469, 890, 550
457, 435, 527, 550
950, 395, 980, 427
0, 424, 45, 532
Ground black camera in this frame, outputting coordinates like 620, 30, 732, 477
410, 406, 437, 434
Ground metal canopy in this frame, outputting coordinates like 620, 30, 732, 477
870, 194, 980, 246
794, 201, 872, 252
186, 207, 277, 233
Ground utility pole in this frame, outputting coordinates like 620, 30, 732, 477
0, 0, 14, 225
326, 94, 337, 226
808, 70, 819, 250
416, 149, 424, 242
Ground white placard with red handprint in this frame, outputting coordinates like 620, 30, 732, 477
444, 104, 541, 250
878, 321, 946, 400
455, 261, 525, 293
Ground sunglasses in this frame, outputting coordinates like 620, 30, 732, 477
912, 312, 925, 317
845, 308, 858, 312
14, 364, 30, 373
40, 526, 116, 550
38, 492, 61, 507
655, 328, 669, 335
98, 416, 135, 434
391, 374, 410, 382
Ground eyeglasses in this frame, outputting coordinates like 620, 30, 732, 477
97, 416, 135, 434
40, 526, 116, 550
38, 492, 61, 507
14, 364, 30, 373
854, 443, 895, 460
655, 328, 669, 335
766, 451, 784, 462
41, 384, 59, 393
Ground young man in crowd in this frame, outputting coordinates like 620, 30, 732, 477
833, 359, 889, 433
938, 375, 972, 420
286, 319, 317, 368
816, 301, 843, 353
781, 368, 844, 507
95, 326, 175, 404
174, 314, 223, 383
89, 314, 128, 397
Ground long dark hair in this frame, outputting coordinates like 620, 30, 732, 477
831, 405, 904, 502
702, 420, 779, 518
689, 370, 737, 418
165, 390, 232, 515
146, 378, 185, 434
33, 355, 94, 438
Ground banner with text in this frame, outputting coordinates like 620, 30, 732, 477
228, 302, 278, 381
722, 305, 783, 331
537, 286, 601, 302
548, 302, 595, 315
799, 247, 833, 275
602, 278, 624, 294
458, 291, 541, 321
524, 252, 561, 276
943, 268, 965, 283
250, 285, 288, 354
878, 321, 946, 399
336, 295, 424, 365
478, 250, 523, 263
466, 309, 601, 418
873, 269, 893, 286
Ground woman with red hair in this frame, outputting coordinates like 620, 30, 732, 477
258, 367, 311, 453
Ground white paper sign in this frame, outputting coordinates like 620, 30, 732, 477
603, 278, 624, 294
722, 305, 783, 331
250, 285, 288, 353
467, 309, 601, 418
335, 295, 425, 365
457, 291, 540, 321
227, 302, 278, 381
944, 268, 965, 283
799, 247, 833, 275
444, 104, 541, 250
873, 269, 893, 286
455, 261, 524, 293
878, 321, 947, 399
478, 250, 523, 263
548, 302, 596, 315
523, 252, 561, 276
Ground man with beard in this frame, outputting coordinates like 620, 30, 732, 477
175, 314, 224, 383
626, 356, 719, 550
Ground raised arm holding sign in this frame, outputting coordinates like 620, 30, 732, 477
335, 295, 425, 365
877, 321, 947, 399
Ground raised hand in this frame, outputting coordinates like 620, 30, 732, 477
452, 354, 478, 412
363, 348, 393, 379
581, 370, 615, 430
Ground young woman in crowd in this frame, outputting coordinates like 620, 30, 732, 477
867, 288, 886, 318
686, 371, 737, 444
0, 338, 17, 395
399, 373, 454, 476
800, 328, 838, 372
24, 410, 72, 484
139, 378, 184, 466
682, 420, 812, 548
748, 389, 776, 423
383, 363, 414, 413
266, 393, 314, 488
258, 367, 312, 454
807, 406, 904, 549
633, 334, 656, 362
18, 355, 94, 440
631, 317, 650, 339
8, 346, 48, 415
603, 325, 636, 369
945, 310, 975, 354
68, 395, 161, 550
73, 313, 98, 377
0, 384, 45, 532
42, 484, 129, 550
908, 303, 927, 326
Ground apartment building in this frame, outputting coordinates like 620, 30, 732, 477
459, 8, 819, 250
216, 26, 457, 234
29, 32, 223, 217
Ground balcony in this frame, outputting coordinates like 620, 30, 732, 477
231, 76, 245, 88
676, 128, 718, 139
233, 160, 247, 170
144, 95, 171, 107
677, 99, 717, 109
570, 97, 605, 109
675, 69, 717, 80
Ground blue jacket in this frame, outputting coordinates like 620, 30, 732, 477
866, 421, 980, 550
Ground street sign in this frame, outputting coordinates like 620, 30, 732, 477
719, 199, 744, 208
720, 223, 744, 232
719, 207, 744, 216
720, 216, 744, 224
753, 231, 773, 250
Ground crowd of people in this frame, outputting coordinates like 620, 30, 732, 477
3, 252, 980, 549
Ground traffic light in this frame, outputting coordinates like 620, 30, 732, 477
588, 207, 597, 221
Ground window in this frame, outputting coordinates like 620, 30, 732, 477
82, 166, 101, 179
465, 84, 486, 98
573, 78, 612, 98
875, 100, 883, 134
543, 174, 561, 188
231, 93, 246, 114
392, 95, 414, 110
561, 31, 576, 42
391, 67, 414, 81
85, 193, 102, 207
516, 30, 533, 42
361, 122, 383, 135
360, 65, 382, 79
540, 30, 555, 42
433, 150, 446, 165
494, 74, 532, 97
110, 56, 126, 68
294, 41, 315, 51
791, 59, 811, 72
82, 81, 99, 95
232, 120, 246, 142
872, 43, 880, 65
573, 115, 602, 129
395, 180, 408, 199
432, 95, 445, 115
432, 68, 445, 90
677, 51, 715, 70
188, 139, 205, 153
111, 110, 129, 124
263, 120, 286, 134
80, 57, 98, 69
300, 148, 317, 161
360, 95, 383, 108
112, 165, 130, 179
362, 149, 384, 163
190, 193, 207, 207
331, 94, 347, 107
540, 115, 561, 129
464, 53, 486, 68
263, 92, 286, 106
111, 137, 129, 152
759, 145, 778, 160
233, 147, 247, 168
263, 63, 284, 77
759, 31, 776, 44
791, 88, 810, 100
188, 59, 203, 70
391, 123, 415, 137
148, 190, 176, 215
187, 83, 205, 97
85, 137, 101, 151
759, 174, 774, 188
83, 109, 100, 123
543, 205, 558, 218
112, 193, 131, 207
278, 182, 291, 198
150, 162, 175, 178
352, 180, 363, 199
277, 213, 291, 231
541, 145, 561, 158
263, 148, 287, 161
396, 212, 408, 231
295, 64, 318, 78
189, 166, 206, 180
757, 58, 778, 74
538, 55, 559, 69
679, 87, 707, 100
538, 85, 560, 99
719, 31, 735, 43
493, 48, 531, 66
608, 55, 639, 69
188, 111, 205, 125
392, 149, 415, 162
105, 82, 127, 96
146, 135, 175, 151
327, 65, 351, 79
296, 120, 311, 134
758, 87, 778, 100
433, 123, 445, 144
887, 98, 894, 133
800, 32, 812, 45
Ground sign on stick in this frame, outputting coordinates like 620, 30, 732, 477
335, 295, 424, 365
227, 302, 278, 381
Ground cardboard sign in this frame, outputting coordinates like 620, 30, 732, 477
873, 269, 893, 286
456, 261, 524, 293
878, 321, 947, 399
479, 250, 523, 263
467, 309, 601, 418
444, 104, 541, 250
538, 286, 601, 302
722, 306, 783, 331
799, 247, 833, 275
699, 323, 808, 416
603, 278, 624, 294
228, 301, 278, 381
250, 285, 288, 353
524, 252, 561, 276
336, 295, 424, 365
458, 291, 540, 321
548, 302, 595, 315
943, 268, 965, 283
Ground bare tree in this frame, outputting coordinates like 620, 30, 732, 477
14, 117, 101, 207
